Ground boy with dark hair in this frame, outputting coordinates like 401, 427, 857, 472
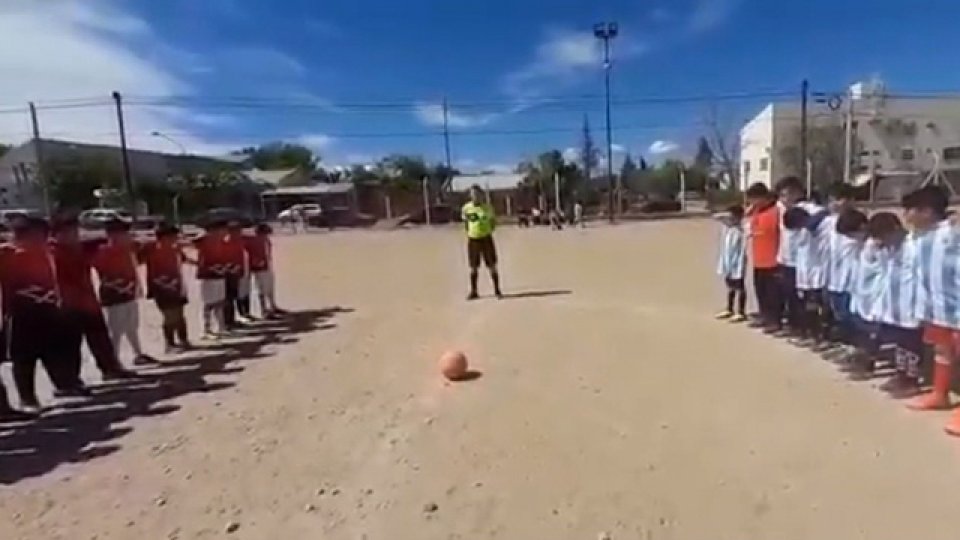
782, 200, 833, 347
862, 212, 925, 396
745, 183, 781, 330
51, 213, 134, 386
194, 220, 229, 339
142, 223, 192, 353
842, 211, 885, 377
227, 221, 254, 322
900, 186, 960, 435
246, 223, 282, 318
94, 219, 158, 367
461, 185, 503, 300
715, 204, 748, 322
221, 220, 248, 328
774, 175, 806, 336
1, 216, 75, 413
825, 184, 859, 349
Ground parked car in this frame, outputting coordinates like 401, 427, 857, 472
79, 208, 133, 229
278, 203, 322, 222
0, 208, 43, 233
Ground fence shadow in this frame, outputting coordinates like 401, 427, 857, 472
0, 307, 347, 485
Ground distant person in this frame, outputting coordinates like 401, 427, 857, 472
461, 185, 503, 300
714, 204, 747, 322
531, 207, 542, 226
194, 220, 230, 339
574, 201, 584, 228
549, 209, 564, 230
246, 223, 285, 318
142, 223, 193, 353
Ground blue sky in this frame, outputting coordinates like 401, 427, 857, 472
1, 0, 960, 172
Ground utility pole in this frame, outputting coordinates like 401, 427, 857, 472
112, 91, 137, 219
442, 97, 452, 171
28, 102, 51, 217
594, 22, 618, 223
842, 90, 855, 184
800, 79, 809, 184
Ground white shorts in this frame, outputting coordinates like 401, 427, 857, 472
254, 270, 275, 298
104, 300, 139, 332
238, 273, 251, 298
200, 278, 226, 305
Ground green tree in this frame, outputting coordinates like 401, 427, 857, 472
779, 124, 855, 191
237, 142, 318, 171
47, 155, 123, 210
620, 155, 638, 189
581, 115, 600, 181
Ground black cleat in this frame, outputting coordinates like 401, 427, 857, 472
467, 292, 480, 301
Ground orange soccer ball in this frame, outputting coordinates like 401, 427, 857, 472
439, 350, 469, 381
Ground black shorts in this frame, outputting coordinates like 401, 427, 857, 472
467, 236, 498, 269
725, 278, 745, 290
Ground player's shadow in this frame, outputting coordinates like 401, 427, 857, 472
499, 289, 572, 300
0, 306, 350, 485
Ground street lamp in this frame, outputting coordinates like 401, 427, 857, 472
151, 130, 186, 155
594, 21, 618, 222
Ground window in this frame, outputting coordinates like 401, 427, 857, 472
901, 147, 916, 161
743, 160, 751, 173
944, 146, 960, 162
759, 158, 769, 171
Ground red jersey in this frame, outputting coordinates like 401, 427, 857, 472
141, 241, 185, 300
51, 240, 101, 313
93, 242, 140, 306
193, 233, 229, 279
0, 242, 61, 311
222, 233, 246, 277
244, 235, 271, 272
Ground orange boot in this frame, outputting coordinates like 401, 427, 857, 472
907, 361, 952, 411
945, 408, 960, 437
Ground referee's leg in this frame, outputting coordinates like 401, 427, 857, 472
483, 237, 502, 298
467, 239, 480, 300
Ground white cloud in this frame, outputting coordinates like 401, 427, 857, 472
562, 147, 581, 162
649, 140, 680, 155
297, 133, 335, 153
0, 0, 247, 156
215, 46, 307, 77
688, 0, 742, 34
414, 103, 496, 129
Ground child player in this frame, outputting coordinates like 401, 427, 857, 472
194, 220, 229, 339
842, 211, 885, 379
744, 183, 781, 331
901, 186, 960, 436
246, 223, 283, 318
461, 185, 503, 300
0, 216, 76, 413
715, 204, 748, 322
226, 220, 254, 323
93, 219, 158, 367
867, 212, 925, 397
141, 223, 192, 353
824, 184, 859, 351
783, 201, 832, 348
773, 176, 807, 337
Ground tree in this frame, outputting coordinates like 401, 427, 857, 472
237, 142, 318, 171
702, 103, 740, 188
518, 149, 584, 209
620, 155, 638, 188
47, 155, 123, 210
693, 136, 714, 173
0, 144, 11, 159
580, 115, 600, 181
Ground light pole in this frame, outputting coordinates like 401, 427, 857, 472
151, 130, 186, 155
594, 22, 618, 222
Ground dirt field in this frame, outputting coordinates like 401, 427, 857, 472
3, 220, 960, 540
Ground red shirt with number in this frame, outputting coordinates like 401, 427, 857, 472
141, 240, 186, 301
93, 242, 140, 307
222, 233, 246, 277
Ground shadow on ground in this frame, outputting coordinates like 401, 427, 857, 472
0, 307, 351, 485
499, 289, 572, 300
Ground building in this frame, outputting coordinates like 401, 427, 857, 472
0, 138, 241, 210
260, 183, 357, 217
739, 80, 960, 193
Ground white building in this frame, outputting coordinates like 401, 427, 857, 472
739, 80, 960, 192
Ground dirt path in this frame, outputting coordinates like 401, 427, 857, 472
3, 221, 960, 540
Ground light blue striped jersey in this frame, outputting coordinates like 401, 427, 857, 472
827, 216, 860, 293
717, 223, 747, 280
777, 200, 799, 267
914, 221, 960, 329
849, 239, 884, 321
877, 236, 921, 328
795, 203, 831, 290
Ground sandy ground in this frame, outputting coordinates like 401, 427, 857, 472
3, 220, 960, 540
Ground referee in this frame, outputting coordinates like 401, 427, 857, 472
462, 185, 503, 300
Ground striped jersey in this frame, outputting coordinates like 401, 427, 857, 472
914, 221, 960, 329
716, 223, 747, 280
795, 203, 831, 290
877, 236, 921, 328
849, 238, 884, 321
827, 218, 860, 293
777, 200, 800, 267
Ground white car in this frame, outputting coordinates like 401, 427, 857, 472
79, 208, 133, 229
278, 204, 322, 221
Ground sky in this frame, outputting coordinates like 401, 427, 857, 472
2, 0, 960, 173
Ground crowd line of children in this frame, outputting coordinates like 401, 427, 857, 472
717, 177, 960, 438
0, 214, 282, 420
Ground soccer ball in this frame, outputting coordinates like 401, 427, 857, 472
439, 350, 468, 381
